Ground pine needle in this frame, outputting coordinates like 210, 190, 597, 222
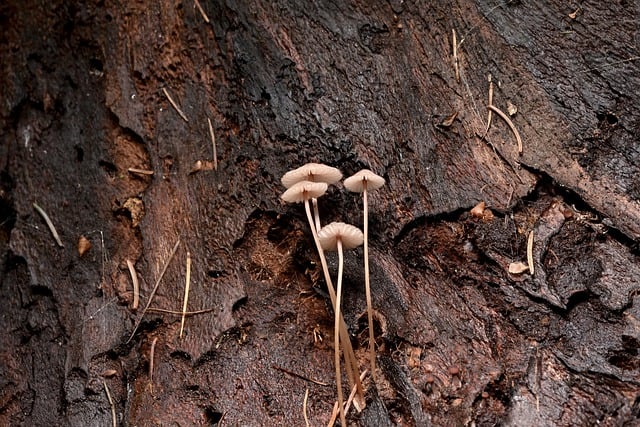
207, 117, 218, 170
103, 380, 117, 427
527, 230, 535, 275
126, 260, 140, 311
303, 388, 310, 427
127, 239, 181, 343
33, 202, 64, 247
488, 104, 523, 155
194, 0, 210, 23
179, 251, 192, 339
162, 87, 189, 123
327, 370, 368, 427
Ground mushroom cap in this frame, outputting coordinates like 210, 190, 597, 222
343, 169, 385, 193
281, 163, 343, 188
280, 180, 328, 203
318, 222, 364, 251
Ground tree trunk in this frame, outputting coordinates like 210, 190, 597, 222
1, 1, 639, 425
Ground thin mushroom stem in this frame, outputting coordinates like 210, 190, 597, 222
363, 183, 377, 383
312, 198, 321, 231
334, 237, 346, 427
303, 199, 361, 400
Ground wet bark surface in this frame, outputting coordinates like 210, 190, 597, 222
1, 1, 639, 426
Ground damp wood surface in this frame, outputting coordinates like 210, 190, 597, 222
0, 1, 639, 426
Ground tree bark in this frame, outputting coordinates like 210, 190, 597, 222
1, 1, 639, 426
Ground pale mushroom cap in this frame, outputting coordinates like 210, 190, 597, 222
318, 222, 364, 251
343, 169, 385, 193
281, 163, 343, 188
280, 180, 328, 203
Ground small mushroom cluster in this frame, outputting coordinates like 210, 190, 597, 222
280, 163, 385, 425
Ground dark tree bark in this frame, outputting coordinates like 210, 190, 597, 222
1, 1, 639, 426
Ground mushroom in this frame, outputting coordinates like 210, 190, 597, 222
281, 163, 342, 231
318, 222, 364, 427
343, 169, 385, 382
280, 179, 363, 409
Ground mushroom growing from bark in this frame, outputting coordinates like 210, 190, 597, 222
280, 179, 363, 411
344, 169, 385, 382
281, 163, 342, 231
318, 221, 364, 427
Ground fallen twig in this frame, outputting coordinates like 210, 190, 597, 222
33, 202, 64, 247
162, 87, 189, 123
488, 104, 523, 155
103, 380, 117, 427
194, 0, 210, 23
272, 365, 329, 387
179, 251, 192, 339
207, 117, 218, 171
126, 259, 140, 311
127, 239, 181, 343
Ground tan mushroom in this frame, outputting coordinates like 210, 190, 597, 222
318, 222, 364, 427
343, 169, 385, 382
280, 178, 362, 411
281, 163, 342, 231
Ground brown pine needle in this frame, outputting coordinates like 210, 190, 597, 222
485, 74, 494, 134
162, 87, 189, 123
147, 307, 216, 316
527, 231, 535, 275
126, 260, 140, 311
207, 117, 218, 170
127, 239, 181, 343
488, 104, 523, 155
452, 29, 460, 83
149, 337, 158, 392
303, 388, 310, 427
272, 365, 329, 387
33, 202, 64, 247
328, 370, 368, 427
194, 0, 210, 23
179, 251, 192, 339
103, 380, 117, 427
127, 167, 154, 176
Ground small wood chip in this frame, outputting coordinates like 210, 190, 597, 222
101, 369, 118, 378
126, 259, 140, 311
162, 87, 189, 123
568, 8, 579, 19
440, 111, 458, 128
507, 101, 518, 116
33, 202, 64, 248
470, 201, 486, 218
508, 261, 529, 274
527, 231, 535, 275
488, 104, 523, 155
78, 235, 92, 257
